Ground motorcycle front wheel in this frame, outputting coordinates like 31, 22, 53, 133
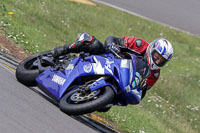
15, 50, 52, 86
59, 86, 114, 115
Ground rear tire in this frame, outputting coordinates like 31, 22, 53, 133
15, 51, 52, 86
59, 86, 114, 115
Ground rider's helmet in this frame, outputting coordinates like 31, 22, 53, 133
146, 38, 173, 70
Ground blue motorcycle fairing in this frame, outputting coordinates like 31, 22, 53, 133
36, 52, 143, 104
36, 56, 82, 100
36, 54, 117, 100
115, 55, 143, 104
124, 87, 142, 104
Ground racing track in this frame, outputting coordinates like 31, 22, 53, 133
92, 0, 200, 36
0, 53, 118, 133
0, 53, 99, 133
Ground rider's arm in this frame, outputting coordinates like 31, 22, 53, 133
104, 36, 142, 57
105, 36, 150, 57
146, 69, 160, 87
122, 36, 149, 55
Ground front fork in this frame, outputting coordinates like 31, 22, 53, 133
78, 77, 117, 94
90, 77, 117, 93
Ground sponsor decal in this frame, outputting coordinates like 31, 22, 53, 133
125, 86, 131, 92
132, 80, 137, 88
83, 63, 92, 73
52, 74, 66, 86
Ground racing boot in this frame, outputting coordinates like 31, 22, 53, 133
52, 33, 106, 58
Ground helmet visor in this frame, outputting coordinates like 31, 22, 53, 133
152, 50, 167, 67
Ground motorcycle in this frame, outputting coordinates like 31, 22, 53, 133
16, 41, 148, 115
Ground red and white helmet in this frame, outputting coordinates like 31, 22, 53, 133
146, 38, 173, 70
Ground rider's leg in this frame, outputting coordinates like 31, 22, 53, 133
52, 36, 106, 58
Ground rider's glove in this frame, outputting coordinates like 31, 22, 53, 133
141, 80, 151, 91
140, 81, 151, 99
106, 42, 121, 54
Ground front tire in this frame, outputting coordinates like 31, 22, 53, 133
15, 51, 52, 86
59, 86, 114, 115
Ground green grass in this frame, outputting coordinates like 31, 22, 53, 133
1, 0, 200, 132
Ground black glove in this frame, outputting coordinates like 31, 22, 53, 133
52, 46, 65, 58
106, 42, 121, 54
140, 81, 151, 99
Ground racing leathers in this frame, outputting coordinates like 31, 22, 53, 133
52, 33, 160, 104
104, 36, 160, 103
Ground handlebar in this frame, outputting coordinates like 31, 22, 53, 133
109, 48, 123, 59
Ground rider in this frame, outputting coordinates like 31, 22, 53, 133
52, 33, 173, 104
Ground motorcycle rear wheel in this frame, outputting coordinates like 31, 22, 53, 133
59, 86, 114, 115
15, 50, 52, 86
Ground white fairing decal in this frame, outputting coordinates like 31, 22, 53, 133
120, 59, 133, 84
66, 64, 74, 70
120, 59, 130, 68
92, 56, 104, 74
105, 59, 114, 75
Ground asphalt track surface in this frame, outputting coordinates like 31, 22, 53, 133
93, 0, 200, 36
0, 59, 98, 133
